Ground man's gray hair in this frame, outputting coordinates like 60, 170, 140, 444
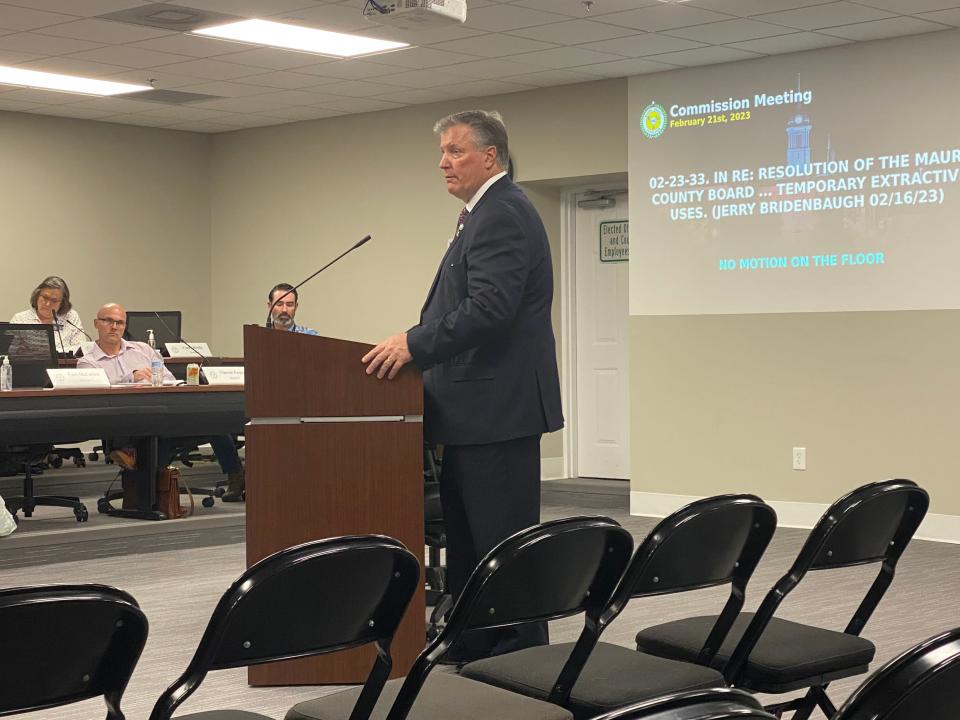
434, 109, 509, 170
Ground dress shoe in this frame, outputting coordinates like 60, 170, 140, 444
108, 448, 137, 470
222, 467, 245, 502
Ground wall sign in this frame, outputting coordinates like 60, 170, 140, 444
600, 220, 629, 263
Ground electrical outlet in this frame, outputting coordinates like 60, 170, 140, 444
792, 447, 806, 471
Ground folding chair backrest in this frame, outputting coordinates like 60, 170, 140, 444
0, 584, 147, 718
588, 688, 775, 720
455, 515, 634, 633
834, 627, 960, 720
725, 480, 929, 682
150, 535, 420, 720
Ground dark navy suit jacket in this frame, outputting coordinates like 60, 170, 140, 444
407, 176, 564, 445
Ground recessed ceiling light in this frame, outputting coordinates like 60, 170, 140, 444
193, 18, 409, 58
0, 66, 152, 96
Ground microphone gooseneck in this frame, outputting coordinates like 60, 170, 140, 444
265, 234, 372, 329
60, 315, 93, 342
151, 311, 209, 364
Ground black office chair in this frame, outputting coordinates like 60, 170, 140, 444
832, 626, 960, 720
424, 444, 452, 639
460, 495, 777, 720
287, 515, 635, 720
0, 583, 148, 718
635, 479, 929, 720
2, 444, 89, 523
589, 689, 774, 720
149, 535, 421, 720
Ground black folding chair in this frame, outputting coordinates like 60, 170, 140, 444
832, 626, 960, 720
589, 689, 775, 720
0, 584, 148, 719
635, 479, 929, 720
149, 535, 421, 720
460, 495, 776, 719
287, 515, 635, 720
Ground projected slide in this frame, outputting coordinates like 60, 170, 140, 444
628, 30, 960, 315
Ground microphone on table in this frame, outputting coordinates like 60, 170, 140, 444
59, 315, 94, 357
266, 234, 372, 328
52, 320, 67, 358
151, 311, 209, 364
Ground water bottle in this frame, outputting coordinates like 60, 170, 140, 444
150, 359, 164, 387
147, 329, 156, 350
0, 356, 11, 392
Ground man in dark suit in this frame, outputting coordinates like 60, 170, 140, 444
363, 109, 563, 659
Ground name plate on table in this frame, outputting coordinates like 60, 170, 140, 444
165, 342, 212, 358
47, 367, 110, 389
202, 366, 244, 386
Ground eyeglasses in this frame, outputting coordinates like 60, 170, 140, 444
96, 317, 126, 327
38, 294, 62, 305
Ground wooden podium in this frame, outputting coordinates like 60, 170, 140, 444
243, 325, 425, 685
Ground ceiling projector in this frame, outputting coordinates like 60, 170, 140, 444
362, 0, 467, 30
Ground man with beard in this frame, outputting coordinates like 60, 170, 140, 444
267, 283, 318, 335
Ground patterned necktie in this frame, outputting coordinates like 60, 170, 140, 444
454, 207, 469, 240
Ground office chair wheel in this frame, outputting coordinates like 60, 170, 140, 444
202, 496, 215, 508
214, 486, 226, 497
73, 457, 86, 468
97, 498, 112, 514
48, 454, 64, 469
88, 452, 100, 462
74, 505, 89, 522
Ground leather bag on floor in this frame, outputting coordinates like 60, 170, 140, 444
157, 466, 194, 520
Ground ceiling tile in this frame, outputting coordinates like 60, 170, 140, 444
19, 56, 126, 77
161, 119, 229, 132
127, 33, 250, 58
683, 0, 835, 17
440, 56, 550, 79
276, 4, 370, 32
192, 95, 287, 113
35, 103, 116, 118
0, 48, 43, 64
44, 94, 160, 112
257, 104, 347, 120
314, 96, 405, 113
820, 16, 951, 40
463, 5, 568, 32
505, 19, 639, 44
122, 104, 228, 121
178, 79, 281, 96
647, 45, 762, 66
176, 0, 319, 16
0, 5, 78, 31
0, 1, 150, 17
367, 67, 475, 88
917, 9, 960, 26
36, 18, 173, 43
373, 86, 462, 104
0, 31, 103, 55
364, 46, 480, 70
314, 78, 403, 96
0, 86, 82, 103
292, 58, 391, 80
68, 45, 193, 68
354, 23, 484, 46
855, 0, 960, 11
450, 77, 535, 97
259, 88, 340, 105
230, 69, 324, 89
578, 33, 705, 57
430, 33, 557, 58
212, 47, 326, 70
727, 31, 850, 54
596, 5, 736, 32
756, 2, 896, 31
0, 96, 42, 111
109, 68, 212, 89
154, 58, 272, 80
667, 18, 799, 44
509, 46, 625, 69
510, 0, 662, 18
499, 68, 602, 87
579, 57, 681, 77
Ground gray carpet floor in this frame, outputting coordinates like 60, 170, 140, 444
1, 489, 958, 720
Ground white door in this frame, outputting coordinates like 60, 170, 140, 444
575, 193, 630, 479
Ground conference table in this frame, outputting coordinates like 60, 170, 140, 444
0, 385, 245, 520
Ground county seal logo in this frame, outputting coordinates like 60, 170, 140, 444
641, 102, 666, 139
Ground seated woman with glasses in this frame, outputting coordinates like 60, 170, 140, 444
9, 276, 86, 354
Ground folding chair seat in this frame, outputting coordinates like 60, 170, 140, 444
287, 515, 635, 720
461, 495, 777, 719
149, 535, 421, 720
635, 479, 929, 719
588, 688, 774, 720
0, 583, 148, 718
832, 626, 960, 720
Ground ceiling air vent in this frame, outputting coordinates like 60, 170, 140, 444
97, 3, 239, 32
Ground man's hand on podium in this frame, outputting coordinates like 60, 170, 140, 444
362, 332, 412, 380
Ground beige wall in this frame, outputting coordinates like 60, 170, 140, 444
0, 111, 211, 339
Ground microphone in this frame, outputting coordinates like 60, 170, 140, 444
266, 234, 372, 328
58, 315, 94, 357
60, 314, 93, 342
151, 311, 209, 364
53, 320, 67, 357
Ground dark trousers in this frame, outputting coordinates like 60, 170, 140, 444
440, 434, 548, 660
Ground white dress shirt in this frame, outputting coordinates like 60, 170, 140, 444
9, 308, 86, 353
